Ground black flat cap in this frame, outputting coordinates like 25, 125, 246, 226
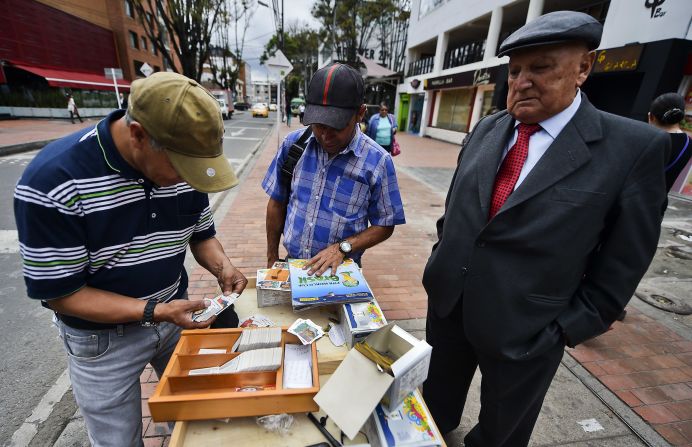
498, 11, 603, 57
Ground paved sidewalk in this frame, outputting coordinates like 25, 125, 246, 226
0, 118, 94, 154
4, 119, 690, 445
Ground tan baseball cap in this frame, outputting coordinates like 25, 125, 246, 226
128, 72, 238, 193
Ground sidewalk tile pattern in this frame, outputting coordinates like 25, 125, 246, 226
568, 307, 692, 445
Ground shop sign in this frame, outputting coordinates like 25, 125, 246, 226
592, 45, 643, 73
424, 67, 497, 90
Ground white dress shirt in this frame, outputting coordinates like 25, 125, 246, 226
502, 90, 582, 189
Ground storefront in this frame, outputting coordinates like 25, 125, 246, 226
422, 66, 501, 144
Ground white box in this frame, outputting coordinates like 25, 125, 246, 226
363, 389, 442, 447
256, 266, 291, 308
314, 323, 433, 440
339, 300, 388, 348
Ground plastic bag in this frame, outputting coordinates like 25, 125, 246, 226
256, 413, 294, 435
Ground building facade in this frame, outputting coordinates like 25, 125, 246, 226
397, 0, 692, 196
397, 0, 692, 144
0, 0, 178, 112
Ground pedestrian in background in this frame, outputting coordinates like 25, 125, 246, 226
422, 11, 668, 446
649, 92, 691, 192
120, 92, 128, 110
263, 63, 405, 276
16, 72, 247, 446
285, 97, 292, 127
66, 94, 83, 124
366, 102, 397, 153
299, 103, 305, 124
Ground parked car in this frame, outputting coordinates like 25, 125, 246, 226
217, 98, 232, 120
234, 101, 251, 111
269, 103, 277, 111
251, 103, 269, 118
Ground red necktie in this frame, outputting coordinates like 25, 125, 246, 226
488, 123, 542, 219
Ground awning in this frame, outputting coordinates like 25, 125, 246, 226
11, 63, 131, 91
358, 55, 397, 79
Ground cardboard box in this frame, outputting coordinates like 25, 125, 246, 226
148, 328, 319, 422
256, 264, 291, 307
339, 300, 387, 348
363, 389, 442, 447
314, 323, 432, 440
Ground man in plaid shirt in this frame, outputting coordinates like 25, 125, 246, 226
263, 63, 406, 276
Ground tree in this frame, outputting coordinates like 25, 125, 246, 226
133, 0, 225, 81
261, 24, 320, 100
209, 0, 256, 98
311, 0, 396, 65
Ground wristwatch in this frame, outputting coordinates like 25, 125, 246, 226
141, 299, 159, 327
338, 240, 352, 256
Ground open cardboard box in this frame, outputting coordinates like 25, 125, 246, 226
148, 327, 319, 422
314, 323, 432, 440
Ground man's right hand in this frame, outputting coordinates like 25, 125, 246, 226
267, 254, 279, 269
154, 299, 217, 329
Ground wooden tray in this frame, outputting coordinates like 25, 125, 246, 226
148, 328, 320, 422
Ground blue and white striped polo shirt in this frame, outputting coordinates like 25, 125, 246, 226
14, 110, 215, 328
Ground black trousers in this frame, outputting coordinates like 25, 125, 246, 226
423, 300, 565, 447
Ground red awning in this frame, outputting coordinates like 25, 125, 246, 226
11, 63, 131, 91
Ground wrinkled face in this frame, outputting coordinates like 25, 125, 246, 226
506, 43, 594, 124
379, 106, 388, 117
311, 105, 366, 156
128, 123, 183, 187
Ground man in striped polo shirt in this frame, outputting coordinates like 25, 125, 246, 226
263, 63, 406, 277
14, 72, 247, 446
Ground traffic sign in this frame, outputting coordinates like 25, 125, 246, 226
140, 62, 154, 77
104, 68, 123, 79
266, 50, 293, 80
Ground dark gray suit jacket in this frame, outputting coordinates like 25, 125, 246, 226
423, 95, 669, 360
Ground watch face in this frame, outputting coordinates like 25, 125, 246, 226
340, 241, 352, 253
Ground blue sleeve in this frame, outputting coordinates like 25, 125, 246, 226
368, 155, 406, 226
14, 182, 88, 300
262, 130, 304, 203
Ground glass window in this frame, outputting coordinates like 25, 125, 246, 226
434, 88, 473, 132
129, 31, 139, 49
124, 0, 134, 18
141, 36, 147, 50
418, 0, 448, 19
151, 39, 157, 55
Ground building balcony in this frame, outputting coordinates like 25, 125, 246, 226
407, 56, 435, 77
443, 39, 486, 70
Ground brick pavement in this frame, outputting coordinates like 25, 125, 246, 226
0, 118, 93, 147
68, 123, 684, 445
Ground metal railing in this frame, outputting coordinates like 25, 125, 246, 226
443, 39, 486, 70
407, 56, 435, 77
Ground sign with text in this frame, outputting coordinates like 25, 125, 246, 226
424, 67, 498, 90
592, 45, 643, 73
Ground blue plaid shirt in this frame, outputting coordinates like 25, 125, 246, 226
262, 127, 405, 263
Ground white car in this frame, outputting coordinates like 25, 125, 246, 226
269, 103, 277, 111
217, 99, 230, 120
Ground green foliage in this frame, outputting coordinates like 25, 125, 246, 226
261, 26, 320, 100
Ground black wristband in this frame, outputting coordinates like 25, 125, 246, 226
141, 299, 158, 327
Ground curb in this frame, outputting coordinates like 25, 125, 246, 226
0, 139, 56, 157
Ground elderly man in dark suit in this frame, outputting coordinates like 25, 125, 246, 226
422, 11, 668, 447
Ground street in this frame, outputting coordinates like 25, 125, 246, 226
0, 110, 276, 446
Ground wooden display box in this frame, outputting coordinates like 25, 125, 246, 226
148, 328, 320, 422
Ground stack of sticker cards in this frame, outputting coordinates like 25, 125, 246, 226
189, 347, 282, 375
191, 293, 240, 323
288, 318, 324, 345
232, 327, 282, 352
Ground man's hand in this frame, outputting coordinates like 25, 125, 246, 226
267, 254, 280, 269
305, 244, 345, 276
154, 299, 217, 329
217, 260, 248, 296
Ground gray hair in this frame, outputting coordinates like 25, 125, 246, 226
124, 110, 165, 151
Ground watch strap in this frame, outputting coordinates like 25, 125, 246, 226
141, 299, 158, 326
